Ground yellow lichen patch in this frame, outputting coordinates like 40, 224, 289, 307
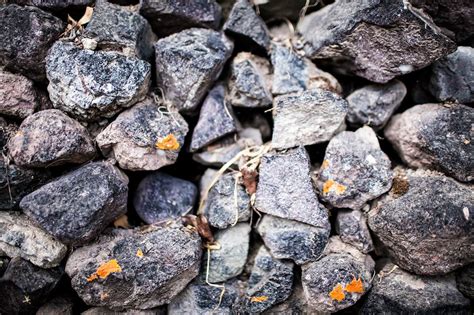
250, 296, 269, 303
345, 277, 364, 294
321, 159, 330, 169
86, 259, 122, 282
322, 179, 347, 195
155, 134, 180, 150
136, 248, 144, 258
329, 283, 345, 302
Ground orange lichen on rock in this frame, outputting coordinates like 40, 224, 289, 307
86, 259, 122, 282
155, 134, 180, 150
136, 248, 144, 258
329, 283, 345, 302
250, 296, 269, 303
321, 159, 330, 169
345, 277, 364, 293
322, 179, 347, 195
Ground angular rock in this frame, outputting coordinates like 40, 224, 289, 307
385, 103, 473, 182
133, 172, 197, 224
263, 282, 315, 315
8, 109, 96, 168
155, 28, 233, 113
297, 0, 456, 83
96, 97, 188, 171
20, 162, 128, 246
65, 222, 202, 309
37, 296, 74, 315
255, 146, 329, 227
257, 215, 330, 265
0, 70, 40, 118
317, 126, 393, 210
46, 40, 151, 121
456, 263, 474, 299
336, 209, 374, 254
272, 89, 348, 149
368, 168, 474, 275
11, 0, 93, 9
0, 5, 64, 81
346, 80, 407, 130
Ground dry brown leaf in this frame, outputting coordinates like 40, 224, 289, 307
77, 6, 94, 26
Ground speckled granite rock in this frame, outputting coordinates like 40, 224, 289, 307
10, 0, 92, 9
456, 263, 474, 299
0, 70, 40, 118
82, 306, 165, 315
336, 209, 374, 254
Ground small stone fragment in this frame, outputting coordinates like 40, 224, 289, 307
0, 70, 40, 118
335, 209, 374, 254
456, 263, 474, 299
37, 296, 74, 315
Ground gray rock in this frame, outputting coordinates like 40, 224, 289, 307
190, 84, 238, 152
46, 40, 151, 121
0, 5, 64, 81
0, 70, 40, 118
272, 89, 348, 149
82, 307, 165, 315
37, 296, 74, 315
133, 172, 197, 224
385, 103, 473, 182
317, 126, 393, 210
155, 28, 233, 113
8, 109, 96, 168
255, 146, 329, 227
296, 0, 456, 83
336, 209, 374, 254
257, 215, 330, 265
11, 0, 92, 9
456, 263, 474, 299
361, 262, 471, 314
263, 282, 319, 315
20, 162, 128, 246
0, 212, 67, 268
65, 222, 202, 310
428, 46, 474, 104
96, 97, 188, 171
346, 80, 407, 130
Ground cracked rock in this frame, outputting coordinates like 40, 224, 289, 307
0, 70, 41, 119
335, 209, 374, 254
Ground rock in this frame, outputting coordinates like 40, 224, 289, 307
0, 212, 67, 268
385, 103, 473, 182
255, 146, 329, 227
133, 172, 197, 224
0, 257, 63, 314
335, 209, 374, 254
0, 118, 17, 151
271, 89, 348, 149
456, 263, 474, 299
65, 222, 202, 309
263, 283, 313, 315
154, 28, 233, 113
346, 80, 407, 130
190, 84, 238, 152
140, 0, 221, 37
0, 5, 64, 81
361, 262, 471, 314
0, 70, 40, 118
257, 215, 330, 265
302, 237, 375, 313
227, 52, 272, 108
20, 162, 128, 246
46, 40, 151, 121
240, 113, 272, 141
8, 109, 96, 168
206, 223, 250, 283
317, 126, 393, 210
428, 46, 474, 104
96, 97, 188, 171
296, 0, 456, 83
11, 0, 92, 10
37, 296, 74, 315
82, 307, 165, 315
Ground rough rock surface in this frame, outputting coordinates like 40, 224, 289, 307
37, 296, 74, 315
0, 70, 40, 118
82, 306, 166, 315
336, 209, 374, 254
385, 103, 473, 182
263, 283, 314, 315
456, 263, 474, 299
11, 0, 93, 9
46, 41, 151, 121
20, 162, 128, 246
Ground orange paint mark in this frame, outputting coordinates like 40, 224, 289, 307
155, 134, 180, 150
322, 179, 346, 195
136, 248, 144, 258
345, 277, 364, 294
329, 283, 345, 302
321, 160, 330, 169
250, 296, 269, 303
86, 259, 122, 282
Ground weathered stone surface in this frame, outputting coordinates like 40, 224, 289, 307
272, 89, 348, 149
8, 109, 96, 168
37, 296, 74, 315
46, 40, 151, 121
133, 172, 197, 224
155, 28, 233, 113
11, 0, 92, 9
297, 0, 456, 83
317, 126, 393, 210
346, 80, 407, 130
0, 70, 40, 118
263, 282, 315, 315
428, 46, 474, 104
257, 215, 330, 265
82, 307, 165, 315
96, 97, 188, 171
20, 162, 128, 246
385, 103, 473, 182
336, 209, 374, 254
368, 168, 474, 275
0, 5, 64, 81
255, 146, 329, 227
66, 222, 202, 310
456, 263, 474, 299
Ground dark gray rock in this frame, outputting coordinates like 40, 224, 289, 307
37, 296, 74, 315
82, 306, 165, 315
263, 282, 316, 315
65, 222, 202, 309
0, 5, 64, 81
257, 0, 312, 22
336, 209, 374, 254
46, 41, 151, 121
133, 172, 197, 224
155, 28, 233, 113
456, 263, 474, 299
296, 0, 456, 83
385, 103, 473, 182
20, 162, 128, 246
0, 70, 40, 118
272, 89, 348, 149
346, 80, 407, 130
10, 0, 92, 9
368, 168, 474, 275
317, 126, 393, 210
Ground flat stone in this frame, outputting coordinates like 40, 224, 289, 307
20, 162, 128, 246
37, 296, 74, 315
154, 28, 233, 113
272, 89, 348, 149
456, 263, 474, 299
335, 209, 374, 254
385, 103, 473, 182
368, 168, 474, 275
46, 40, 151, 121
8, 109, 96, 168
317, 126, 393, 210
0, 70, 40, 118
